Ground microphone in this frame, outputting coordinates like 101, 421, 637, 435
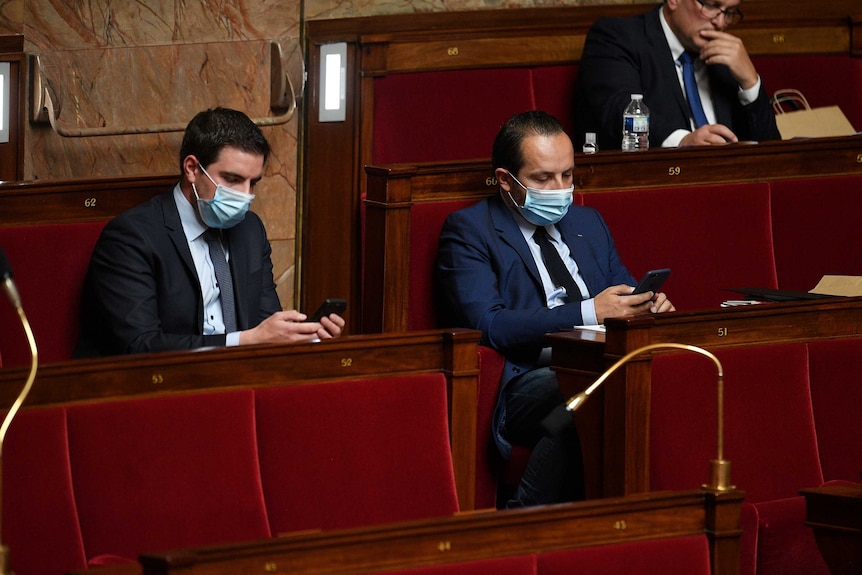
0, 248, 22, 309
541, 342, 734, 492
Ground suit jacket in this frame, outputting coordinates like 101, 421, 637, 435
574, 6, 781, 151
75, 189, 281, 357
437, 194, 634, 456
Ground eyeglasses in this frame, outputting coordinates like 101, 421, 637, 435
694, 0, 744, 26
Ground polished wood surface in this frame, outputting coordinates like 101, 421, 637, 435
302, 1, 862, 329
129, 489, 743, 575
0, 174, 176, 226
0, 329, 481, 510
800, 483, 862, 575
546, 297, 862, 499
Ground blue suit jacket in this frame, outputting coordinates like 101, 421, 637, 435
76, 190, 281, 357
574, 6, 781, 151
437, 194, 634, 457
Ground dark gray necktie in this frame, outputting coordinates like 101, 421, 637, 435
533, 226, 583, 302
204, 229, 237, 333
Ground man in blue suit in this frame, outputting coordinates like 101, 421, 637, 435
437, 111, 674, 507
575, 0, 780, 150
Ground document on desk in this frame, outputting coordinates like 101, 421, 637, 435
573, 324, 606, 333
810, 275, 862, 297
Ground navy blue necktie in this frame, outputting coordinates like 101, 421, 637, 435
680, 51, 709, 129
533, 226, 583, 302
204, 229, 237, 333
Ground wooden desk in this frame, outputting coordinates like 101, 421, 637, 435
547, 297, 862, 498
129, 489, 743, 575
800, 483, 862, 575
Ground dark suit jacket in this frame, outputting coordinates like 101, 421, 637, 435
574, 6, 781, 151
76, 189, 281, 357
436, 194, 634, 456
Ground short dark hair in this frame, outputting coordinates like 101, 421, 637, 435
179, 107, 271, 171
492, 110, 566, 175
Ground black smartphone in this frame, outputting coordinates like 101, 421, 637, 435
306, 298, 347, 322
630, 268, 671, 295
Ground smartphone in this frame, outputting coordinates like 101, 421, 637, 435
306, 298, 347, 322
630, 268, 671, 295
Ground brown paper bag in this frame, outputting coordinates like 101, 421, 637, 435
771, 89, 856, 140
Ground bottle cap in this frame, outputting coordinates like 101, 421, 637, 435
631, 94, 643, 100
585, 132, 597, 143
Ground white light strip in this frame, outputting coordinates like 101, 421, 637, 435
319, 43, 347, 122
0, 62, 9, 144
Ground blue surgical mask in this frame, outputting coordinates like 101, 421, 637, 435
506, 173, 574, 226
193, 165, 255, 229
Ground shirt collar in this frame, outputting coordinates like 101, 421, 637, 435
173, 183, 208, 243
659, 7, 687, 64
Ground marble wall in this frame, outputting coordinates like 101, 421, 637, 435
0, 0, 652, 308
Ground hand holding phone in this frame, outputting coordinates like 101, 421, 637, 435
306, 298, 347, 322
630, 268, 671, 295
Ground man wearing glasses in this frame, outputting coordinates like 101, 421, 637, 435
574, 0, 780, 150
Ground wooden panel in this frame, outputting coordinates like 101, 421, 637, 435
134, 490, 742, 575
0, 174, 176, 226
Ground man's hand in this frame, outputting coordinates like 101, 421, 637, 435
680, 124, 738, 146
238, 310, 345, 346
594, 284, 676, 324
699, 30, 758, 90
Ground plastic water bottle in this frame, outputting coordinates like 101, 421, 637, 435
582, 132, 598, 154
622, 94, 649, 151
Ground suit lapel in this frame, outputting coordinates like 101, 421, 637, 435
645, 7, 692, 124
159, 192, 197, 279
489, 195, 543, 289
557, 209, 600, 298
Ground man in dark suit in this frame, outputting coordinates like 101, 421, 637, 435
437, 111, 674, 507
575, 0, 780, 150
76, 107, 343, 357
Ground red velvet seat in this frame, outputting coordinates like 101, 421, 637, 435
578, 183, 778, 311
66, 390, 271, 563
650, 344, 827, 575
3, 407, 88, 575
530, 65, 579, 136
254, 375, 459, 534
0, 221, 107, 366
379, 555, 536, 575
537, 535, 711, 575
769, 175, 862, 292
806, 339, 862, 483
372, 69, 536, 164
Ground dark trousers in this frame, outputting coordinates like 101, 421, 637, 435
503, 367, 585, 507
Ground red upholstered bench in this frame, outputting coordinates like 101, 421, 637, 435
578, 183, 778, 311
2, 375, 461, 574
372, 66, 579, 165
806, 338, 862, 483
650, 344, 829, 575
0, 221, 107, 366
769, 175, 862, 292
537, 534, 711, 575
2, 407, 87, 575
254, 374, 459, 534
